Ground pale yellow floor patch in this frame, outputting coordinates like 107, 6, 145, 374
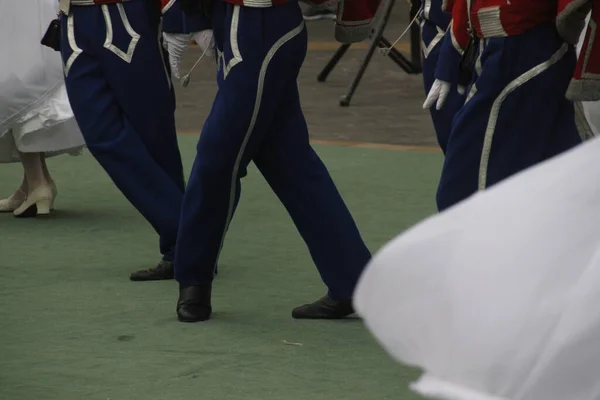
178, 131, 441, 153
191, 41, 412, 53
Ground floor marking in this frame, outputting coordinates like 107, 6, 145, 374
311, 139, 440, 153
306, 41, 412, 52
177, 131, 441, 153
191, 41, 412, 53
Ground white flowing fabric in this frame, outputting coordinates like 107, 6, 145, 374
354, 134, 600, 400
0, 0, 84, 163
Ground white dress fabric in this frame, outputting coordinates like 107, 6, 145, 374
354, 134, 600, 400
0, 0, 85, 163
354, 15, 600, 400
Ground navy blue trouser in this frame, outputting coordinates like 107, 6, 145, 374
421, 20, 465, 154
162, 1, 211, 34
60, 0, 184, 260
175, 1, 371, 300
436, 23, 583, 211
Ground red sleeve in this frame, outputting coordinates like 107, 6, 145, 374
557, 0, 591, 18
448, 0, 470, 53
334, 0, 382, 43
434, 0, 470, 84
557, 0, 593, 43
567, 0, 600, 100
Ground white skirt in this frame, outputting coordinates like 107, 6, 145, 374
0, 0, 85, 164
354, 135, 600, 400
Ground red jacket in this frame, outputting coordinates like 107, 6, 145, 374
443, 0, 558, 54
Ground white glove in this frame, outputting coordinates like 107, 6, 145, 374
423, 79, 466, 110
163, 32, 191, 79
192, 29, 215, 57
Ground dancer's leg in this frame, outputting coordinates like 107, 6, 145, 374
40, 153, 58, 208
13, 152, 54, 217
19, 152, 49, 190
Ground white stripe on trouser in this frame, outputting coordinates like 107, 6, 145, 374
465, 40, 486, 104
221, 6, 243, 79
423, 0, 431, 19
101, 4, 140, 63
162, 0, 176, 13
212, 19, 306, 275
420, 21, 445, 59
478, 43, 569, 190
63, 13, 83, 77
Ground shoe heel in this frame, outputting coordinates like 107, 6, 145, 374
13, 184, 55, 218
36, 199, 52, 215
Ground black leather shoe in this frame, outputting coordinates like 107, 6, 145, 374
292, 295, 355, 319
129, 260, 174, 281
177, 284, 212, 322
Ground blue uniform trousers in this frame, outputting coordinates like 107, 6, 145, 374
175, 1, 371, 300
421, 19, 465, 154
436, 23, 582, 211
60, 0, 185, 260
162, 1, 211, 33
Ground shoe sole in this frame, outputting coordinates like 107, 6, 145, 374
292, 311, 356, 319
129, 276, 174, 282
177, 315, 211, 323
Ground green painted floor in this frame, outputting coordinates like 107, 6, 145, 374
0, 135, 442, 400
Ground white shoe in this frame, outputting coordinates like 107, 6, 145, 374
49, 180, 58, 210
0, 188, 27, 213
13, 184, 54, 218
